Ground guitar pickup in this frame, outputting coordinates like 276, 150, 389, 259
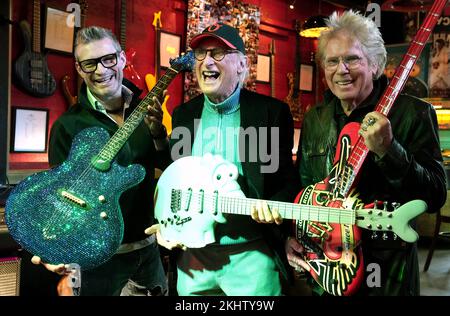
60, 190, 87, 208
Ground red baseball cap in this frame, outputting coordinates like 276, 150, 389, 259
190, 22, 245, 54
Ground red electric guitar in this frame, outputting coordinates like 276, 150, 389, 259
294, 0, 448, 296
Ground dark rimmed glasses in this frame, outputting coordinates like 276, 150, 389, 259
324, 55, 363, 71
77, 52, 119, 73
193, 48, 239, 62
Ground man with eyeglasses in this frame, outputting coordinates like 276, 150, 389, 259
29, 26, 170, 296
286, 10, 445, 296
155, 22, 299, 295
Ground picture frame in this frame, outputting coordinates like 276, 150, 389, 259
44, 6, 75, 54
385, 42, 432, 98
299, 64, 314, 92
159, 30, 181, 69
10, 107, 49, 153
256, 54, 271, 83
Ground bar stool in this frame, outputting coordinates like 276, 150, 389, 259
423, 207, 450, 272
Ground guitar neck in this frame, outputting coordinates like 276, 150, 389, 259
95, 67, 179, 162
221, 196, 355, 224
270, 40, 275, 98
120, 0, 126, 50
32, 0, 41, 53
338, 0, 447, 198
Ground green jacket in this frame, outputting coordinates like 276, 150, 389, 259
296, 76, 446, 295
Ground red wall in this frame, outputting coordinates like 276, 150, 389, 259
9, 0, 335, 170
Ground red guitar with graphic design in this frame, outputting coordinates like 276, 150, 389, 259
294, 0, 447, 296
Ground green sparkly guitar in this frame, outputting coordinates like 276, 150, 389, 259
5, 52, 194, 271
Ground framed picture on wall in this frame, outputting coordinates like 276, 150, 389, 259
44, 6, 75, 54
256, 54, 271, 83
10, 107, 49, 153
299, 64, 314, 92
159, 31, 181, 69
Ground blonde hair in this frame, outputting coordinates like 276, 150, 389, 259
317, 10, 387, 79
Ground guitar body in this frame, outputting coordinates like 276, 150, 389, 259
14, 20, 56, 97
5, 127, 146, 270
155, 154, 244, 248
294, 122, 364, 296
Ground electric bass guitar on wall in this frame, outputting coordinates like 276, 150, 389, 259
5, 52, 194, 271
145, 11, 172, 134
14, 0, 56, 97
294, 0, 447, 296
120, 0, 144, 91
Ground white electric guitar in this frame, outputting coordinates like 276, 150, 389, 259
154, 154, 426, 248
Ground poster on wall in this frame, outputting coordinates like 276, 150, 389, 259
428, 16, 450, 98
185, 0, 260, 102
385, 42, 431, 98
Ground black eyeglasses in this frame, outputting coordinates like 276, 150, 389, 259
77, 52, 119, 73
193, 48, 239, 61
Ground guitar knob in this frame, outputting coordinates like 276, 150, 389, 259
100, 212, 108, 219
98, 195, 106, 203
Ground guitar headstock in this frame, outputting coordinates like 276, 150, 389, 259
169, 51, 195, 72
355, 199, 427, 243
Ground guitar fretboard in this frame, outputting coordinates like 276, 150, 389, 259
96, 67, 178, 163
120, 0, 127, 50
32, 0, 41, 53
336, 0, 448, 198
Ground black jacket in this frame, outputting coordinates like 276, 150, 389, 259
296, 76, 447, 295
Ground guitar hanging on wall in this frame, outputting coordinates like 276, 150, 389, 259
120, 0, 144, 91
14, 0, 56, 97
61, 0, 88, 108
144, 11, 172, 134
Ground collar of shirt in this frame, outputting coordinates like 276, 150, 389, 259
86, 85, 133, 123
204, 85, 241, 115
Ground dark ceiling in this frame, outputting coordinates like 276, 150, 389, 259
323, 0, 439, 12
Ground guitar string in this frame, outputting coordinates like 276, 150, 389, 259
168, 190, 356, 223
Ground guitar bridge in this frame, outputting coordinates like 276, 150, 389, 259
60, 190, 87, 208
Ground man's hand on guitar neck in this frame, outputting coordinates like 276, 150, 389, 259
145, 224, 187, 251
250, 201, 283, 225
358, 111, 393, 159
31, 255, 71, 275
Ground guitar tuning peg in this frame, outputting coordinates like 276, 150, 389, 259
383, 201, 388, 211
393, 233, 398, 240
373, 200, 378, 208
371, 231, 378, 240
382, 232, 388, 240
391, 202, 400, 210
